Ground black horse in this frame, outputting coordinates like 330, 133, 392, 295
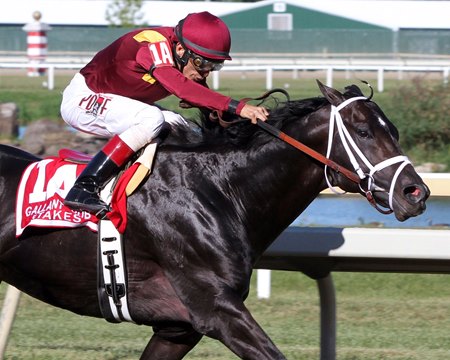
0, 81, 429, 359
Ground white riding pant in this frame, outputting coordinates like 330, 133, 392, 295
60, 73, 188, 151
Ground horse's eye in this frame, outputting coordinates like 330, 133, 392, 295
356, 129, 370, 138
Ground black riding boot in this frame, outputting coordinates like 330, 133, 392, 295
64, 135, 135, 218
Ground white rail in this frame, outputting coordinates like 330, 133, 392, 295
212, 64, 450, 92
1, 62, 449, 92
256, 227, 450, 360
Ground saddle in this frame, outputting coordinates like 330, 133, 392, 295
60, 139, 159, 196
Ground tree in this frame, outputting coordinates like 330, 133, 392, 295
105, 0, 145, 27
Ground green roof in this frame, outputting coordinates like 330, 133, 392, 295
221, 4, 388, 30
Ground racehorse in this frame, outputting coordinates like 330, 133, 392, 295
0, 81, 429, 359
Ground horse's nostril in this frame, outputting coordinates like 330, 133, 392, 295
404, 184, 427, 203
406, 186, 421, 197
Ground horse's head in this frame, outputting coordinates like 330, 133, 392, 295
316, 80, 430, 221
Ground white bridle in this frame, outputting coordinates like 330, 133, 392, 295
324, 96, 411, 212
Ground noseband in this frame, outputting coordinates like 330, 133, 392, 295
323, 96, 410, 214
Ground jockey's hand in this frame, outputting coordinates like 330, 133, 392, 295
240, 104, 269, 124
179, 100, 194, 109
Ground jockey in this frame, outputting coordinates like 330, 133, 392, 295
61, 11, 268, 218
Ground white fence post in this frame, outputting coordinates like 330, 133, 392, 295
257, 269, 271, 299
0, 285, 21, 358
443, 68, 449, 85
326, 67, 333, 87
377, 68, 384, 92
47, 65, 55, 90
212, 71, 220, 90
266, 67, 273, 90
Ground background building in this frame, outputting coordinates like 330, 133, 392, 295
0, 0, 449, 61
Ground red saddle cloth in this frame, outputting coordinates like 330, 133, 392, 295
16, 151, 138, 237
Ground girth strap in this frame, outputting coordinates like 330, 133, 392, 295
97, 180, 134, 323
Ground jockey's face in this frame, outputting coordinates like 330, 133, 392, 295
175, 43, 210, 81
185, 57, 210, 81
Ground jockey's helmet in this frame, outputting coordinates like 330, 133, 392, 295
175, 12, 232, 71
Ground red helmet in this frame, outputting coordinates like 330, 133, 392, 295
175, 12, 232, 61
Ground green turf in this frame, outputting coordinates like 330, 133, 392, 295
2, 271, 450, 359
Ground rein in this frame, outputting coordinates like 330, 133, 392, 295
242, 89, 361, 184
256, 119, 360, 184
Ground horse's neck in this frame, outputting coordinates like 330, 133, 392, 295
220, 142, 326, 256
150, 120, 328, 259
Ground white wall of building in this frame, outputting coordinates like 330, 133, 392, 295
1, 0, 449, 30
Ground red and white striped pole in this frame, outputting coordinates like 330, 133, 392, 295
22, 11, 51, 77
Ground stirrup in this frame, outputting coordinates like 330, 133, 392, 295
64, 185, 112, 219
95, 206, 111, 220
65, 198, 111, 218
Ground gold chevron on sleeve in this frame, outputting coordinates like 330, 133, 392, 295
142, 73, 156, 84
133, 30, 167, 43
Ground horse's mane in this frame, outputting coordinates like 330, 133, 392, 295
161, 96, 328, 149
161, 84, 368, 149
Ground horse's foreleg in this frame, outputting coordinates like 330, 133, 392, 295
139, 323, 203, 360
193, 293, 286, 360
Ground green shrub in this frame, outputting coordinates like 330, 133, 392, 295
386, 78, 450, 170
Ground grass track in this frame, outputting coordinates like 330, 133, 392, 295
2, 271, 450, 359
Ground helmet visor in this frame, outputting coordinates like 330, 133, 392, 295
189, 51, 224, 73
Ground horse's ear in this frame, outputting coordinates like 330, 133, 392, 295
316, 79, 345, 106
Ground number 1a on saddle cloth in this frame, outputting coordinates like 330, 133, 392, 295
15, 156, 134, 237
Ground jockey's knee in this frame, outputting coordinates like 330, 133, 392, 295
137, 106, 165, 132
120, 107, 165, 151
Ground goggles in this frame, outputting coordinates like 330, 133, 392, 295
188, 51, 224, 73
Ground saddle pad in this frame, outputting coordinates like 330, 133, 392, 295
15, 157, 138, 237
